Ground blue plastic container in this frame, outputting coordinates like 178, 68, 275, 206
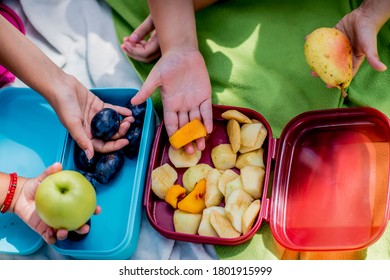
0, 87, 155, 259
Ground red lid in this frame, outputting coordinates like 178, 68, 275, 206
0, 4, 25, 86
270, 107, 390, 251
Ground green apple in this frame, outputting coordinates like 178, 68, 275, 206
35, 170, 97, 231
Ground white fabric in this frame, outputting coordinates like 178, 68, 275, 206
0, 0, 217, 260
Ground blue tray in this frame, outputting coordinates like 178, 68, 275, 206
0, 87, 155, 259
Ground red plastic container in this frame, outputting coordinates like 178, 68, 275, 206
144, 105, 390, 251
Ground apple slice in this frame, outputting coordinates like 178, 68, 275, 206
239, 123, 268, 154
205, 168, 223, 207
241, 165, 265, 199
198, 206, 226, 237
151, 163, 178, 199
240, 123, 263, 148
224, 189, 254, 233
173, 209, 202, 234
235, 148, 265, 169
182, 163, 212, 193
209, 210, 241, 238
217, 169, 239, 196
168, 144, 202, 168
221, 109, 252, 124
242, 199, 261, 235
211, 144, 237, 170
227, 119, 241, 153
224, 176, 243, 203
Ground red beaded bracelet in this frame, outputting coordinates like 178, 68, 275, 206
0, 172, 18, 214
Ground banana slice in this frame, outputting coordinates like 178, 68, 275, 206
221, 110, 252, 124
242, 199, 261, 235
151, 163, 178, 199
168, 144, 202, 168
210, 210, 241, 238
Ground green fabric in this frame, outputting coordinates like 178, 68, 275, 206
106, 0, 390, 260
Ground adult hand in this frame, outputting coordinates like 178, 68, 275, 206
131, 48, 213, 153
11, 162, 101, 245
49, 75, 134, 159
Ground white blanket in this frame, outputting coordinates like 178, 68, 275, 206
0, 0, 217, 260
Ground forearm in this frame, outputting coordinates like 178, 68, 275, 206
360, 0, 390, 30
147, 0, 198, 54
0, 15, 69, 106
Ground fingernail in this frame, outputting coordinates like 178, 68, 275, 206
129, 33, 139, 43
85, 149, 94, 160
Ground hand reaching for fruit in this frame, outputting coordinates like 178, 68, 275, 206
11, 163, 101, 245
334, 0, 389, 75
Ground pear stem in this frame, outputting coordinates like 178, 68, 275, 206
341, 87, 348, 98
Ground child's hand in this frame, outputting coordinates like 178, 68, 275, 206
12, 162, 101, 244
121, 15, 161, 63
335, 2, 388, 77
131, 48, 213, 154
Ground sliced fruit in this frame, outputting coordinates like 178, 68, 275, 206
242, 199, 261, 235
169, 118, 207, 149
173, 209, 202, 234
178, 178, 207, 214
221, 110, 252, 124
168, 144, 202, 168
239, 123, 268, 153
227, 119, 241, 153
224, 176, 243, 203
205, 168, 223, 207
165, 184, 187, 209
241, 165, 265, 199
240, 122, 263, 148
225, 189, 254, 233
210, 210, 241, 238
151, 163, 178, 199
182, 163, 212, 193
217, 169, 239, 196
235, 148, 265, 169
211, 143, 237, 170
198, 206, 226, 237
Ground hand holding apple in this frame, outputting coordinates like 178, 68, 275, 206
11, 162, 100, 244
35, 169, 97, 230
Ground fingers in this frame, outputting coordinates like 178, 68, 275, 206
37, 162, 63, 183
131, 68, 161, 105
91, 138, 129, 154
69, 123, 95, 160
130, 15, 154, 44
365, 51, 387, 72
121, 15, 161, 63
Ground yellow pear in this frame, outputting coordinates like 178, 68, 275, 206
304, 27, 352, 98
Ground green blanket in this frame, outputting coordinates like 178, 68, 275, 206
105, 0, 390, 260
